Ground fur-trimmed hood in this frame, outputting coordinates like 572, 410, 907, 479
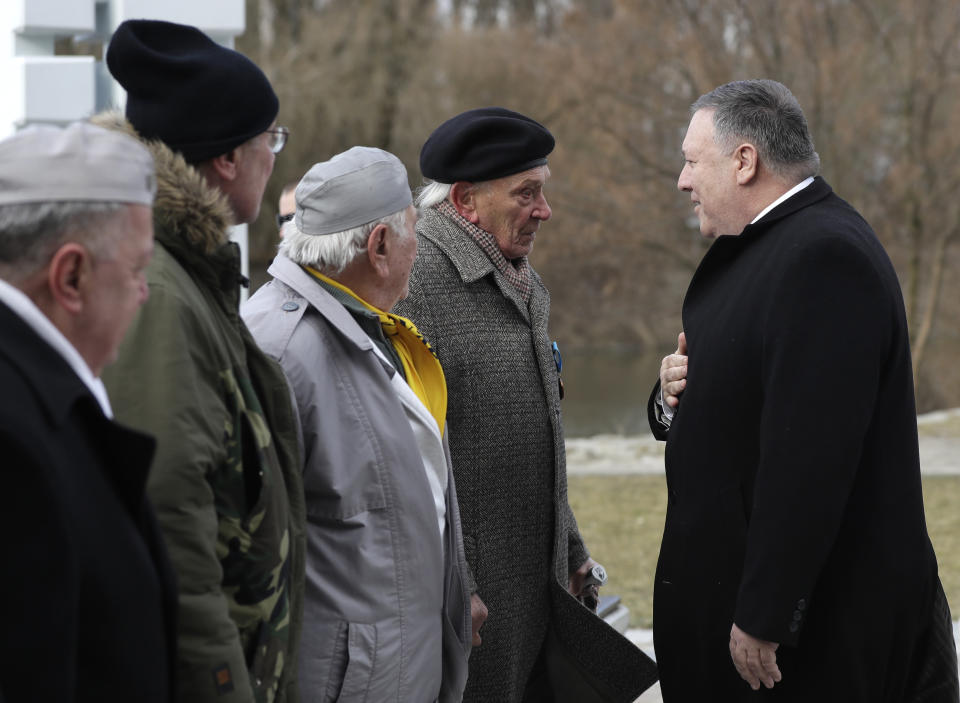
90, 111, 232, 255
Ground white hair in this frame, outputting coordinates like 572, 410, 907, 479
0, 201, 127, 282
279, 208, 410, 274
415, 181, 453, 209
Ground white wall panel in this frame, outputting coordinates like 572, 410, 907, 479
3, 0, 95, 34
21, 56, 96, 123
112, 0, 244, 35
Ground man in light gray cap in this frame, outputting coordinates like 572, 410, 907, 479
0, 122, 177, 702
242, 146, 473, 703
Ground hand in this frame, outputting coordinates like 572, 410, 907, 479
659, 332, 688, 409
568, 557, 599, 597
729, 623, 782, 691
470, 593, 488, 646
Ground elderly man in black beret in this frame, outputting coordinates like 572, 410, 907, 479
395, 108, 656, 702
95, 20, 305, 703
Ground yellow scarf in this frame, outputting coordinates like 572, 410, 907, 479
305, 267, 447, 435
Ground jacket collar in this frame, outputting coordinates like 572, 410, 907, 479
417, 207, 537, 323
266, 253, 378, 356
90, 111, 243, 305
737, 176, 833, 239
0, 301, 158, 522
688, 177, 836, 299
418, 207, 496, 284
0, 300, 99, 427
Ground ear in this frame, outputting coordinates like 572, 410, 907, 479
366, 223, 391, 277
450, 182, 481, 224
207, 146, 242, 183
47, 242, 90, 315
734, 143, 759, 185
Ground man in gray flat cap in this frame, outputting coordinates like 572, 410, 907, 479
395, 108, 657, 702
242, 146, 473, 703
0, 122, 176, 702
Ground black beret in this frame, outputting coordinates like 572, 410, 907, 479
107, 19, 279, 164
420, 107, 555, 183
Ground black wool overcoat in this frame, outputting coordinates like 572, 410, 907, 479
647, 178, 956, 702
0, 301, 177, 702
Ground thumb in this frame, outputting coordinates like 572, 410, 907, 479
677, 331, 687, 355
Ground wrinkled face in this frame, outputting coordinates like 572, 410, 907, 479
473, 165, 552, 259
82, 204, 154, 376
389, 205, 419, 306
230, 128, 278, 225
677, 109, 742, 239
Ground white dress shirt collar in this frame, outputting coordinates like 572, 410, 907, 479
751, 176, 815, 225
0, 278, 113, 417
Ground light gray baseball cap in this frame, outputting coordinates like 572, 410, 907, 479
0, 122, 155, 207
295, 146, 412, 236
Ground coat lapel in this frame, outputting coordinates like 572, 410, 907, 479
419, 208, 532, 324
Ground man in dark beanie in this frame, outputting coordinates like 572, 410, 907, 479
95, 19, 305, 703
395, 107, 656, 702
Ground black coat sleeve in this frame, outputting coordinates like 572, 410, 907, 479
734, 236, 892, 645
0, 437, 79, 701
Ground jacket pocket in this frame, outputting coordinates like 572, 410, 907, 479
239, 409, 266, 515
324, 621, 378, 703
438, 611, 469, 703
302, 442, 389, 517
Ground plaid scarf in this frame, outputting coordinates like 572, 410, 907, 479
435, 200, 532, 304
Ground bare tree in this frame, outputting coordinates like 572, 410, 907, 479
238, 0, 960, 410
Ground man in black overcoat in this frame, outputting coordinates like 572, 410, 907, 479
0, 123, 177, 701
647, 79, 959, 702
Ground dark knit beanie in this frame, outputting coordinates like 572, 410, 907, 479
107, 19, 279, 164
419, 107, 555, 183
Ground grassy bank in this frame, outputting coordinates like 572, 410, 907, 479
569, 474, 960, 629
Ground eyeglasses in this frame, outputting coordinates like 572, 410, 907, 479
265, 126, 290, 154
276, 212, 294, 229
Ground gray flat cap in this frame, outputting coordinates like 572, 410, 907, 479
0, 122, 155, 207
295, 146, 412, 236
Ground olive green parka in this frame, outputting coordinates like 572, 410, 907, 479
96, 112, 305, 703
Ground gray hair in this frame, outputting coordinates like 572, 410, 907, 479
415, 180, 492, 210
415, 181, 453, 209
280, 208, 410, 274
0, 201, 127, 282
692, 79, 821, 183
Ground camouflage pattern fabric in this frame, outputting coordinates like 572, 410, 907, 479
95, 111, 304, 703
213, 369, 292, 702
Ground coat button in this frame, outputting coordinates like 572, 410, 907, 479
797, 598, 806, 611
281, 301, 299, 312
793, 610, 802, 621
788, 622, 799, 633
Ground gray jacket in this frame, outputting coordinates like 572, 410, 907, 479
242, 254, 471, 703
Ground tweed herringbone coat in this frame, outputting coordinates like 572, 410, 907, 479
394, 207, 590, 702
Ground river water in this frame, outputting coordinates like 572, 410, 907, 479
559, 349, 662, 438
